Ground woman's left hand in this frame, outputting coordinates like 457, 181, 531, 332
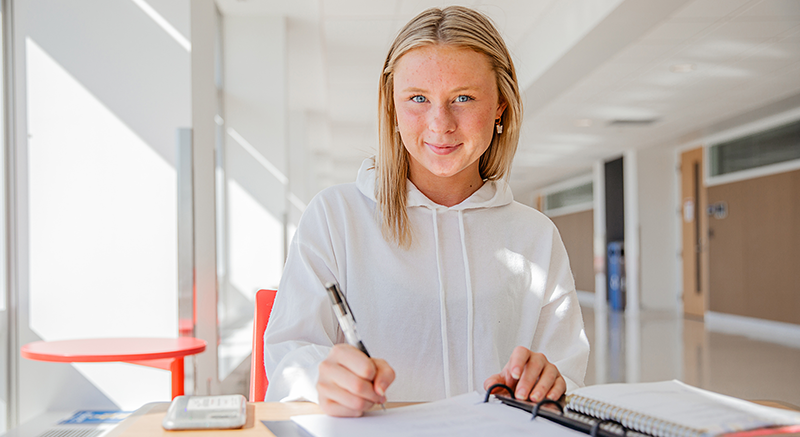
483, 346, 566, 403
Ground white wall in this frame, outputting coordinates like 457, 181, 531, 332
637, 145, 680, 310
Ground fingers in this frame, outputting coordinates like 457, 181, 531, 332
530, 363, 563, 402
497, 346, 566, 403
506, 346, 531, 381
317, 345, 394, 417
514, 356, 545, 400
331, 344, 378, 381
372, 358, 395, 399
544, 374, 567, 401
318, 380, 375, 417
501, 346, 537, 400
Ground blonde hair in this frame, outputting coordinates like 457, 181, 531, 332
376, 6, 522, 248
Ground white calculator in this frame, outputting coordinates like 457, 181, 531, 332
162, 394, 247, 430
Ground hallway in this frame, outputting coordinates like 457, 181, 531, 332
582, 306, 800, 408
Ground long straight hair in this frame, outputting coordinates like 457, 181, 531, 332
376, 6, 522, 248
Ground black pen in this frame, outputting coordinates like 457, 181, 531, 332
324, 282, 385, 410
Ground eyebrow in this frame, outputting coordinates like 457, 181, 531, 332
398, 86, 480, 94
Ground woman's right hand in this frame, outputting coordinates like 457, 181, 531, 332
317, 344, 395, 417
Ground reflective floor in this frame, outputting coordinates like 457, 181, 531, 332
582, 306, 800, 407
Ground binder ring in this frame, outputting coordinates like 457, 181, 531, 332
530, 398, 564, 421
590, 418, 627, 437
483, 384, 514, 403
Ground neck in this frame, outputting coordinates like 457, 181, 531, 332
409, 169, 485, 207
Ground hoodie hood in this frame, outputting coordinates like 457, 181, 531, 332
355, 158, 514, 210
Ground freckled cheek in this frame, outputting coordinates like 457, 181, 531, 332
460, 112, 496, 135
396, 110, 426, 134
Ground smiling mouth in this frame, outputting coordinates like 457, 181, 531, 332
426, 142, 462, 155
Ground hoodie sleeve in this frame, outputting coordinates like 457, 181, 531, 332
263, 193, 342, 403
529, 225, 590, 393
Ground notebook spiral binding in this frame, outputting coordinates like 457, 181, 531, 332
485, 384, 635, 437
567, 394, 701, 437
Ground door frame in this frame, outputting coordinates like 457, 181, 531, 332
680, 147, 708, 318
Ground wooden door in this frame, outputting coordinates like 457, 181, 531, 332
680, 148, 707, 318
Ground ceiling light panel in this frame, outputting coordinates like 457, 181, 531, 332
669, 63, 696, 73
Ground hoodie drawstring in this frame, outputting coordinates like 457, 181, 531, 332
433, 208, 476, 397
432, 209, 451, 398
458, 210, 475, 392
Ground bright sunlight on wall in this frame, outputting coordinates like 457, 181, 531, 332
26, 37, 177, 408
228, 179, 283, 295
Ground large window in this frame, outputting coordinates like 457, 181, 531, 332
542, 174, 594, 217
24, 0, 189, 410
710, 119, 800, 177
215, 14, 289, 383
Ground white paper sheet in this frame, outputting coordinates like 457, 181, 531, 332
291, 392, 585, 437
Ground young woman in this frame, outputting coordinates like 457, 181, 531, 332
263, 6, 590, 417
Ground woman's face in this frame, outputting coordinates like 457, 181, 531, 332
393, 45, 506, 186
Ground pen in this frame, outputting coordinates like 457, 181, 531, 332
324, 282, 385, 411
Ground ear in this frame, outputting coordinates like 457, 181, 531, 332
496, 100, 508, 119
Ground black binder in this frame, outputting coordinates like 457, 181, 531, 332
485, 384, 641, 437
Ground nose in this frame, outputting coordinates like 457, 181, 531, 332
428, 104, 456, 134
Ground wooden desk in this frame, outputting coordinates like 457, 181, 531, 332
105, 401, 413, 437
105, 399, 799, 437
21, 337, 207, 399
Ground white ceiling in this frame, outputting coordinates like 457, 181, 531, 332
216, 0, 800, 196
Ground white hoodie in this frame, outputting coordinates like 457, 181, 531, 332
263, 159, 589, 402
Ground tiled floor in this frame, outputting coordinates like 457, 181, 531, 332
581, 306, 800, 408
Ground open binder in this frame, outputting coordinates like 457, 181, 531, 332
485, 381, 800, 437
486, 384, 633, 437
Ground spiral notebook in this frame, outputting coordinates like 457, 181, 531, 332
494, 380, 800, 437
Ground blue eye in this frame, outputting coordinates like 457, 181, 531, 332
455, 95, 472, 103
411, 95, 427, 103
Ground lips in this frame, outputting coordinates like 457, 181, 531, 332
426, 142, 462, 155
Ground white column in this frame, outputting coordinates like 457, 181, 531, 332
624, 149, 640, 382
624, 149, 640, 317
4, 0, 23, 427
592, 160, 608, 384
593, 160, 607, 311
190, 0, 220, 395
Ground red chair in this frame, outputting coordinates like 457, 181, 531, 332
250, 289, 277, 402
